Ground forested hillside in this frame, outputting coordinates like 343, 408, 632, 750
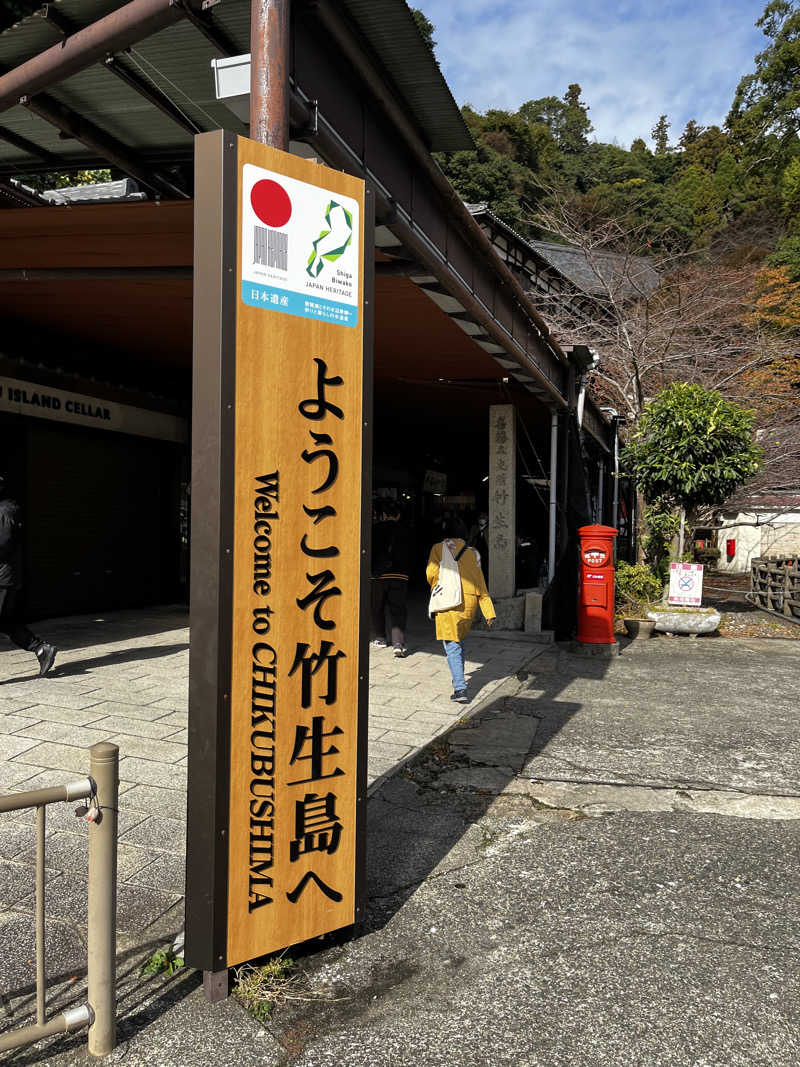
431, 2, 799, 266
416, 1, 799, 498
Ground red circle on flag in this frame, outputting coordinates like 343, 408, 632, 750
250, 179, 292, 227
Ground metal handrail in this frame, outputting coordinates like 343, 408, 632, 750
0, 743, 119, 1058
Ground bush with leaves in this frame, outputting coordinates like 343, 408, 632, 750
615, 561, 664, 617
622, 383, 762, 512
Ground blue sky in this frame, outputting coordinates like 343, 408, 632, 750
414, 1, 770, 149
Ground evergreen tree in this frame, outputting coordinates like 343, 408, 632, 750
727, 0, 800, 166
561, 83, 593, 153
410, 8, 437, 53
622, 384, 762, 511
679, 120, 705, 147
651, 115, 672, 155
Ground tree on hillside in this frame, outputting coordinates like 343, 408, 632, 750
727, 0, 800, 166
561, 84, 593, 153
527, 193, 797, 517
622, 383, 762, 554
679, 120, 705, 147
531, 195, 778, 416
651, 115, 671, 155
410, 8, 437, 52
519, 86, 592, 155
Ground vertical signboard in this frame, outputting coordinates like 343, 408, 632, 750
187, 131, 371, 972
668, 562, 704, 606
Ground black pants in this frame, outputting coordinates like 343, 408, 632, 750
0, 587, 40, 652
371, 578, 408, 647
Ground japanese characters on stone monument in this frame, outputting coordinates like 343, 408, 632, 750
187, 132, 369, 973
488, 404, 516, 600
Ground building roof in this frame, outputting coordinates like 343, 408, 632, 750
338, 0, 471, 153
529, 240, 661, 301
467, 203, 661, 303
0, 0, 471, 180
722, 493, 800, 512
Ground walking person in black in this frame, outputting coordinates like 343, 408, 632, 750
370, 501, 412, 658
0, 474, 57, 676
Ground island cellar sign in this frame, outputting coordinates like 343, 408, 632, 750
186, 132, 371, 975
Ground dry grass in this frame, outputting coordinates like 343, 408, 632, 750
233, 955, 348, 1022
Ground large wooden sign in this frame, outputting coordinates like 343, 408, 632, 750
186, 131, 371, 972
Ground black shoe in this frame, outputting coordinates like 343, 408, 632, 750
35, 642, 57, 677
450, 689, 469, 703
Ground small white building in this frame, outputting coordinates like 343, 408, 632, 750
715, 494, 800, 574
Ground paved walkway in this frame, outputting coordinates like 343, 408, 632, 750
0, 605, 541, 1021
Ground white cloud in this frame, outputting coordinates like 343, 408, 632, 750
417, 0, 767, 148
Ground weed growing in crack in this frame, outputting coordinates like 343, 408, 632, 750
139, 947, 184, 977
234, 956, 295, 1021
234, 956, 349, 1023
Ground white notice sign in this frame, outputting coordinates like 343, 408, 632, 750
668, 562, 704, 606
240, 162, 360, 327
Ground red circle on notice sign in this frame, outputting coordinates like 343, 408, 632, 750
250, 179, 292, 227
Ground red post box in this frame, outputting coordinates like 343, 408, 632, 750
577, 524, 618, 645
726, 538, 736, 557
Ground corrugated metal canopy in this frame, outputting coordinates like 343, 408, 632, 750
0, 1, 251, 174
0, 0, 471, 176
339, 0, 471, 153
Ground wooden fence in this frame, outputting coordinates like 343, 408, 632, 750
750, 556, 800, 620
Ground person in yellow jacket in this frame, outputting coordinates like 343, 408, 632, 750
426, 533, 496, 703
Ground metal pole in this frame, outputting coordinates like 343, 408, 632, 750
250, 0, 291, 148
548, 411, 558, 584
612, 418, 620, 555
88, 742, 118, 1058
35, 805, 46, 1026
0, 1005, 94, 1054
0, 778, 94, 814
597, 464, 604, 524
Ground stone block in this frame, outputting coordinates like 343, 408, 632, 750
524, 591, 543, 634
482, 595, 525, 631
647, 609, 722, 634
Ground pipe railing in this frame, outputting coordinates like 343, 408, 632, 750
0, 742, 119, 1057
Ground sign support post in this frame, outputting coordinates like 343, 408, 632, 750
186, 129, 371, 997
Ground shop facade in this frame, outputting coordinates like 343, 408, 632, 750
0, 366, 188, 619
0, 0, 617, 633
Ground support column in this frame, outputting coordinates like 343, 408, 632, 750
547, 411, 558, 584
250, 0, 290, 148
488, 404, 516, 600
597, 463, 604, 524
611, 417, 620, 557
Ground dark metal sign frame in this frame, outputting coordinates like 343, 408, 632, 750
185, 130, 373, 978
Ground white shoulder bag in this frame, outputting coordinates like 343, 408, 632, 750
428, 541, 466, 617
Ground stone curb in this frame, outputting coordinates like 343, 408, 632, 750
366, 645, 550, 798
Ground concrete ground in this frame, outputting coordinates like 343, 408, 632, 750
0, 604, 538, 1056
1, 622, 798, 1065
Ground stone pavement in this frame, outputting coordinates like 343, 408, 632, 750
0, 604, 541, 1048
4, 632, 797, 1067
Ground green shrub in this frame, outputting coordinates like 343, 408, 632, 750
615, 561, 663, 617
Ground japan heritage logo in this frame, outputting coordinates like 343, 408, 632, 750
306, 201, 354, 278
241, 163, 360, 327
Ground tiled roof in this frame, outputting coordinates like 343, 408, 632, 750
528, 240, 661, 300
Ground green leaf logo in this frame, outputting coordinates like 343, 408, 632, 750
307, 201, 353, 278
